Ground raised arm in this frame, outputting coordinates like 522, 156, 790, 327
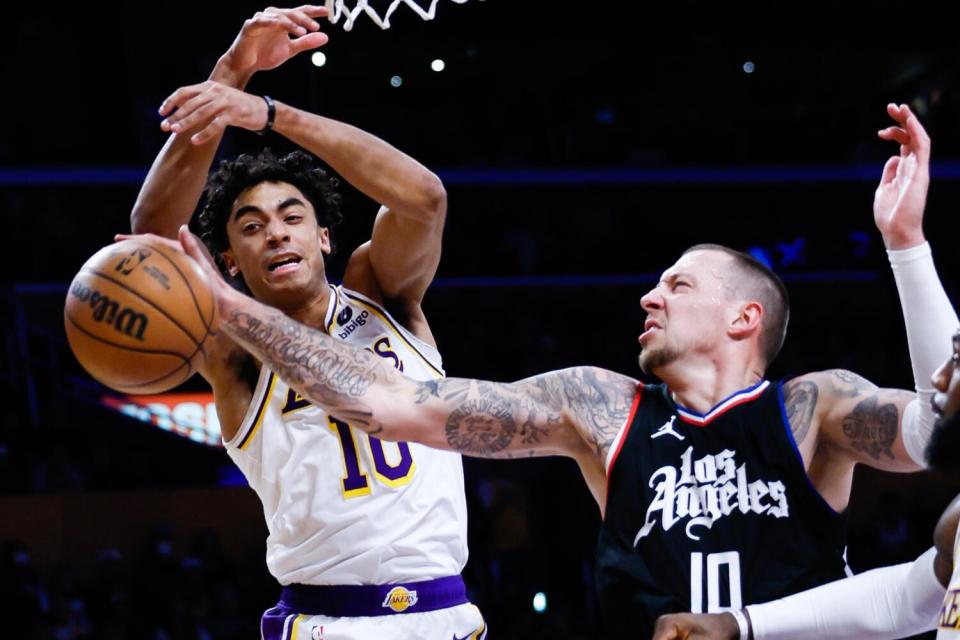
272, 107, 447, 307
874, 103, 958, 467
159, 82, 447, 319
785, 105, 959, 485
131, 6, 329, 237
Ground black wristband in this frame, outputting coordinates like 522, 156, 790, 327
256, 95, 276, 136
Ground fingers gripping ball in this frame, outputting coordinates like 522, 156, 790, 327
64, 238, 217, 394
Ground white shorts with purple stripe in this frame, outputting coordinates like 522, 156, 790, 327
260, 576, 487, 640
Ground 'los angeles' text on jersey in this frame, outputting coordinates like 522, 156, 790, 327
636, 444, 789, 544
596, 380, 848, 637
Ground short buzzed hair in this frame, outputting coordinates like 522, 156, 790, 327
683, 244, 790, 368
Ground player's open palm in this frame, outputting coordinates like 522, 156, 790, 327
651, 612, 738, 640
227, 5, 329, 74
874, 103, 931, 249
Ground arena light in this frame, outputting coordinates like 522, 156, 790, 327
390, 75, 403, 87
431, 58, 446, 72
311, 51, 327, 67
533, 591, 547, 613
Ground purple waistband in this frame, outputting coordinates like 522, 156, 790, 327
280, 575, 468, 617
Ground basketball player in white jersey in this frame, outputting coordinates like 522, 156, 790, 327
649, 329, 960, 640
168, 90, 956, 634
129, 6, 485, 639
933, 330, 960, 638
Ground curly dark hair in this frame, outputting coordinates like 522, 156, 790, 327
195, 149, 344, 277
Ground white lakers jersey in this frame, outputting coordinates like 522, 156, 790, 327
224, 285, 468, 585
939, 524, 960, 637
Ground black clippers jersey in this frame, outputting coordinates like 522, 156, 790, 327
596, 380, 848, 636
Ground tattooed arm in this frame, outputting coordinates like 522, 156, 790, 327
786, 370, 921, 472
178, 227, 638, 505
416, 367, 639, 463
219, 290, 637, 459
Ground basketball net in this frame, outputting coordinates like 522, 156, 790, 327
324, 0, 477, 31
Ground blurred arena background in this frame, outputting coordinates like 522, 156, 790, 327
1, 2, 958, 638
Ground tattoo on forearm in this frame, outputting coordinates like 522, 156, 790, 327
225, 301, 637, 461
841, 396, 898, 460
783, 379, 818, 445
225, 307, 384, 428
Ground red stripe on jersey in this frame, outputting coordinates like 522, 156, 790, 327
604, 384, 644, 507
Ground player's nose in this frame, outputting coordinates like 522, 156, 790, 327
932, 357, 952, 392
264, 221, 290, 245
641, 287, 663, 312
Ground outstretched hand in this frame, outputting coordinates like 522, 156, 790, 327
874, 103, 931, 250
223, 5, 330, 76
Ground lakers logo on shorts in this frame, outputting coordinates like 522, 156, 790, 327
381, 586, 419, 612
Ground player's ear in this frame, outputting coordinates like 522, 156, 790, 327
729, 301, 763, 340
221, 250, 240, 277
317, 227, 331, 255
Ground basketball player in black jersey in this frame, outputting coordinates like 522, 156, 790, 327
167, 102, 956, 637
651, 330, 960, 640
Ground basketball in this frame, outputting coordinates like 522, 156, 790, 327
64, 237, 216, 394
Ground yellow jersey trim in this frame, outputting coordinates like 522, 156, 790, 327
340, 289, 444, 378
238, 371, 277, 451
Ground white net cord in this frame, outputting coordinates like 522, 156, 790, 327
324, 0, 478, 31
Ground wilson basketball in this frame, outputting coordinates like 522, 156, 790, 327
64, 238, 216, 394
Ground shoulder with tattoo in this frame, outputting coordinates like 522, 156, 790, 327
787, 369, 914, 463
561, 367, 640, 461
782, 375, 820, 446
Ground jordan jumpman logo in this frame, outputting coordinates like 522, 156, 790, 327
651, 415, 685, 441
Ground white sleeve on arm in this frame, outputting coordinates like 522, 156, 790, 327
888, 242, 959, 467
746, 547, 943, 640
